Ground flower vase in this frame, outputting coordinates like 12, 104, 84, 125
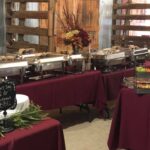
72, 44, 79, 54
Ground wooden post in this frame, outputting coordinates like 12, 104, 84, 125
18, 2, 26, 41
48, 0, 56, 52
6, 1, 13, 53
6, 0, 49, 52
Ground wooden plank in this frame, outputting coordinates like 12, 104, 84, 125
114, 3, 150, 9
113, 25, 150, 31
122, 0, 131, 37
7, 25, 48, 36
6, 0, 48, 2
112, 40, 150, 48
39, 3, 48, 46
111, 34, 150, 46
112, 35, 150, 41
6, 3, 13, 46
7, 41, 48, 51
112, 1, 118, 45
39, 0, 99, 50
48, 10, 54, 37
112, 1, 150, 48
7, 11, 48, 19
18, 2, 26, 41
113, 15, 150, 20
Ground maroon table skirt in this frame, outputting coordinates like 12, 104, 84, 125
16, 71, 106, 112
0, 118, 66, 150
103, 68, 134, 100
108, 88, 150, 150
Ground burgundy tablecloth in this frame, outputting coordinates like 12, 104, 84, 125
0, 118, 66, 150
103, 68, 134, 100
16, 71, 106, 112
108, 88, 150, 150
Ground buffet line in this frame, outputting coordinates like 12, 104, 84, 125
91, 45, 150, 72
0, 45, 150, 84
0, 50, 86, 84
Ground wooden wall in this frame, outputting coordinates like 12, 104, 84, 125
6, 0, 56, 53
112, 0, 150, 48
40, 0, 99, 52
5, 0, 99, 53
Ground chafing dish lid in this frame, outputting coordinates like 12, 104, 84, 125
0, 61, 28, 69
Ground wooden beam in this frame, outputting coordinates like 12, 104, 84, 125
48, 0, 56, 51
7, 25, 48, 36
112, 40, 150, 48
6, 2, 13, 48
113, 25, 150, 31
6, 0, 48, 3
7, 11, 48, 19
112, 1, 118, 45
7, 41, 48, 51
112, 35, 150, 41
18, 2, 26, 41
114, 3, 150, 9
113, 15, 150, 20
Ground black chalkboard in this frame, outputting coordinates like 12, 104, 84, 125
0, 81, 16, 110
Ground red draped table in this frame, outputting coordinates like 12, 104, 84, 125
102, 68, 134, 100
0, 118, 66, 150
16, 71, 106, 113
108, 88, 150, 150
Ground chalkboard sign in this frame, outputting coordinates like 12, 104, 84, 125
0, 81, 16, 110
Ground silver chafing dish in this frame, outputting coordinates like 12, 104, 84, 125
21, 52, 85, 80
0, 51, 86, 83
36, 54, 85, 74
20, 52, 65, 80
23, 53, 64, 72
129, 47, 150, 67
91, 46, 132, 72
91, 45, 150, 72
65, 54, 86, 73
0, 57, 28, 83
105, 51, 126, 66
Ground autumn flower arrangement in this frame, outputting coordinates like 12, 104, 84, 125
57, 1, 90, 54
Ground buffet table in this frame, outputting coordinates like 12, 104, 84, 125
102, 68, 134, 100
0, 118, 66, 150
16, 71, 106, 113
108, 88, 150, 150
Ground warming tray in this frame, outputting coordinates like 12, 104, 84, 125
0, 61, 28, 69
0, 61, 28, 83
132, 48, 148, 56
37, 54, 85, 72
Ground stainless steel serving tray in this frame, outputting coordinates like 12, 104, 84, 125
0, 61, 28, 76
38, 54, 85, 71
32, 55, 65, 71
19, 52, 85, 73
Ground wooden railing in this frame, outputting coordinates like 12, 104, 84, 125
112, 1, 150, 47
6, 0, 56, 53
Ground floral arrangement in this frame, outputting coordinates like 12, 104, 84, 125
57, 1, 91, 53
64, 29, 90, 48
